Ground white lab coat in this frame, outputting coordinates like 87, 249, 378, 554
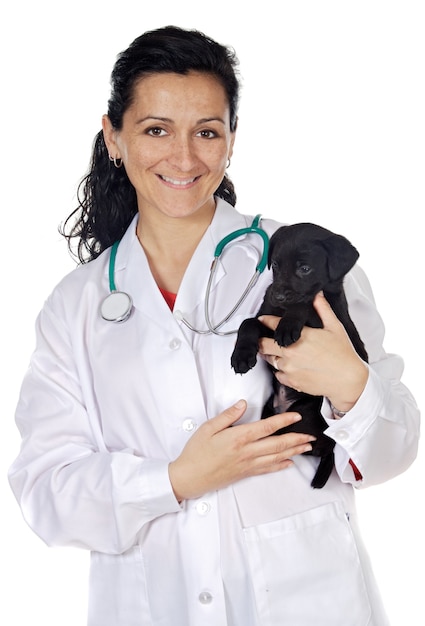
9, 199, 420, 626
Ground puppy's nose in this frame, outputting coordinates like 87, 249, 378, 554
270, 291, 288, 305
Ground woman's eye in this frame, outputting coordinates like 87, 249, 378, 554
147, 127, 167, 137
197, 129, 217, 139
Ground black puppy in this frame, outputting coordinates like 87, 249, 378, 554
230, 223, 368, 488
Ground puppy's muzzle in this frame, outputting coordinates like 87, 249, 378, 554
269, 289, 300, 306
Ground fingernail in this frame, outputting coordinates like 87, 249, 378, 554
234, 399, 246, 409
292, 413, 302, 422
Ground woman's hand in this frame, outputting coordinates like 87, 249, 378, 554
168, 400, 316, 502
258, 292, 369, 412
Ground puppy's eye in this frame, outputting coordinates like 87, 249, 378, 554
296, 263, 312, 276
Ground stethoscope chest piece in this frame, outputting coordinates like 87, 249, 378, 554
101, 291, 133, 323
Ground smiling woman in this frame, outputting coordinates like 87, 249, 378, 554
59, 26, 239, 264
101, 71, 236, 292
102, 72, 235, 219
7, 23, 420, 626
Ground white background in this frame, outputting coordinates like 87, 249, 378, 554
1, 1, 423, 624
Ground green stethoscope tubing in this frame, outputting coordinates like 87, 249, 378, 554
212, 214, 269, 273
202, 214, 269, 335
103, 214, 270, 333
109, 240, 120, 292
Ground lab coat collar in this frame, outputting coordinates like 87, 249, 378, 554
106, 199, 260, 324
174, 199, 256, 317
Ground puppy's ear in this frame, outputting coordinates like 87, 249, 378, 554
267, 226, 285, 268
321, 234, 360, 281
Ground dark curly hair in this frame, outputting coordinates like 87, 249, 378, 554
60, 25, 241, 263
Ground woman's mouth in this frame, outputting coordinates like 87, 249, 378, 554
159, 174, 199, 187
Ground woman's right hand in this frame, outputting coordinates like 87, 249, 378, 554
168, 400, 315, 502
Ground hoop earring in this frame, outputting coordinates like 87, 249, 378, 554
109, 154, 123, 169
226, 158, 231, 169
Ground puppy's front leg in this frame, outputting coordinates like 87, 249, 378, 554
231, 318, 272, 374
273, 302, 320, 347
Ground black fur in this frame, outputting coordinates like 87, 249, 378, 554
230, 223, 368, 488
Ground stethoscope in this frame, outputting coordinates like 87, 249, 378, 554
100, 214, 269, 335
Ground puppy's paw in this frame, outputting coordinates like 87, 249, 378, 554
231, 348, 258, 374
274, 318, 303, 347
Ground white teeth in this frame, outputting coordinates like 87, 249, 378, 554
161, 175, 196, 185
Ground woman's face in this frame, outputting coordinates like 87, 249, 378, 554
103, 71, 236, 222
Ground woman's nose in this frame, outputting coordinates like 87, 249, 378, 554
168, 136, 198, 171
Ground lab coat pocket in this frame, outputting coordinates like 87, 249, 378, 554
243, 501, 372, 626
88, 546, 150, 626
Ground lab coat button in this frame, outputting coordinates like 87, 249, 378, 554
196, 501, 211, 516
169, 338, 181, 350
198, 591, 213, 604
335, 429, 349, 441
182, 418, 197, 432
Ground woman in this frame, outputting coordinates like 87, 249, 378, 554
8, 25, 420, 626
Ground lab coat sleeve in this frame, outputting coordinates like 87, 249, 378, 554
8, 293, 182, 555
324, 264, 420, 487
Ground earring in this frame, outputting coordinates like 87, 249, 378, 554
109, 154, 123, 169
226, 158, 231, 169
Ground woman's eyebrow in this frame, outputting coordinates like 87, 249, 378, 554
197, 117, 226, 124
135, 116, 172, 125
135, 115, 226, 125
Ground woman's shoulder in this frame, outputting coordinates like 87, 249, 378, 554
219, 199, 285, 237
42, 250, 111, 323
257, 216, 286, 237
57, 250, 109, 290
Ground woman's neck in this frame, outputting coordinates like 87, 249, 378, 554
136, 206, 215, 293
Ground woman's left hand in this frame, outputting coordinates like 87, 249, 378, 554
258, 292, 369, 413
